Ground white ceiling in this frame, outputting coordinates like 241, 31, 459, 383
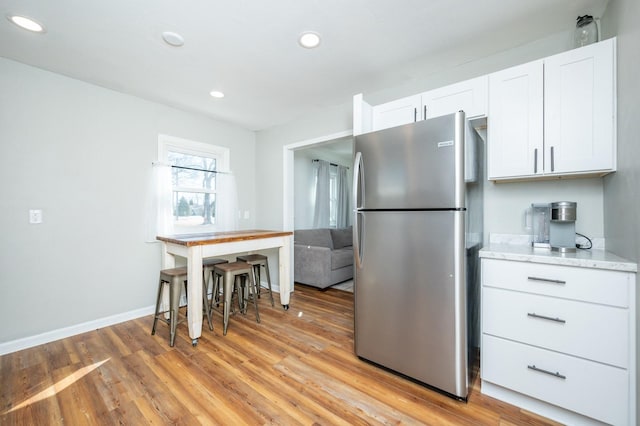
0, 0, 608, 131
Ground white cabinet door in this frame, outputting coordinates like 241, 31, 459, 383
422, 76, 488, 120
371, 94, 421, 131
487, 60, 544, 180
544, 38, 616, 175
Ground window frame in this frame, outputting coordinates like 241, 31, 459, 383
158, 134, 230, 235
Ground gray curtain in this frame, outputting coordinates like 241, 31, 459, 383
313, 160, 330, 228
336, 165, 350, 228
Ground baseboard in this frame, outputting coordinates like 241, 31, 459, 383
0, 305, 156, 356
1, 284, 289, 356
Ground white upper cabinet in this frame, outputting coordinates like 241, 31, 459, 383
422, 76, 488, 120
371, 94, 421, 132
544, 38, 616, 175
368, 76, 489, 132
488, 38, 616, 181
487, 60, 544, 179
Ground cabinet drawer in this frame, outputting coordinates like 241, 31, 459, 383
482, 258, 630, 307
482, 335, 628, 426
482, 287, 628, 367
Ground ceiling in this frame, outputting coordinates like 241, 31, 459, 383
0, 0, 608, 131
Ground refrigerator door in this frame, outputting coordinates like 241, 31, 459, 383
354, 111, 465, 210
354, 210, 467, 398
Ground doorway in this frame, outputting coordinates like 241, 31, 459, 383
283, 131, 353, 231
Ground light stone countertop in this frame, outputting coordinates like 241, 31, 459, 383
480, 243, 637, 273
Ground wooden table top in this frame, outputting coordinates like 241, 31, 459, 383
156, 229, 293, 247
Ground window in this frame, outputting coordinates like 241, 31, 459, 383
158, 135, 230, 234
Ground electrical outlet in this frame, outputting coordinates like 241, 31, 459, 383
29, 209, 43, 224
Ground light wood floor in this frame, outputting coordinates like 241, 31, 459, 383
0, 284, 560, 425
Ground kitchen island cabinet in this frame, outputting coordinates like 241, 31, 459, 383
479, 245, 636, 425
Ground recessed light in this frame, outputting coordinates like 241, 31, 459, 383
7, 15, 45, 33
298, 31, 321, 49
161, 31, 184, 47
209, 91, 225, 99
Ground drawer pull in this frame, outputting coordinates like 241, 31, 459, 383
527, 364, 566, 380
527, 312, 566, 324
527, 276, 566, 285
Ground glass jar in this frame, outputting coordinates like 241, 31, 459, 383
574, 15, 599, 48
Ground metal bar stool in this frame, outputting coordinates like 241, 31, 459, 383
203, 257, 228, 304
236, 254, 275, 307
151, 266, 213, 346
212, 261, 260, 335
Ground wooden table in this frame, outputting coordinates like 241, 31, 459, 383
156, 229, 293, 345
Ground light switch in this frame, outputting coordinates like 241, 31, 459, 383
29, 209, 43, 224
244, 210, 250, 219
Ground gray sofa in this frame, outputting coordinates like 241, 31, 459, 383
294, 227, 353, 289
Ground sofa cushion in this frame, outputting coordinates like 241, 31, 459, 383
330, 227, 352, 249
294, 228, 333, 249
331, 247, 353, 270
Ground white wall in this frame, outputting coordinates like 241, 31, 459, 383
600, 0, 640, 421
256, 30, 605, 243
0, 57, 256, 346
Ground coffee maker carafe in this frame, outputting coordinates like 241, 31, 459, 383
531, 203, 551, 248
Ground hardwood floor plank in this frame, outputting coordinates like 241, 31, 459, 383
0, 285, 561, 425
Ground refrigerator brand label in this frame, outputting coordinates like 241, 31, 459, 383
437, 140, 454, 148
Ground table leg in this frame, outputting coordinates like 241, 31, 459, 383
278, 235, 292, 310
186, 246, 203, 346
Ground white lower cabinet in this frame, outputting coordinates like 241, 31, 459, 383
483, 335, 628, 425
481, 258, 636, 425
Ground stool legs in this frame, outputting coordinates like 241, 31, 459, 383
202, 280, 214, 331
214, 266, 260, 336
247, 269, 260, 324
153, 267, 213, 347
262, 261, 275, 307
169, 277, 182, 347
151, 275, 186, 347
222, 270, 234, 335
151, 279, 165, 336
237, 254, 275, 307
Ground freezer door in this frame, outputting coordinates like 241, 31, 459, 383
354, 111, 465, 210
354, 210, 467, 398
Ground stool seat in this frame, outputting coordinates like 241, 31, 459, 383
203, 258, 229, 267
160, 267, 189, 278
212, 261, 260, 335
236, 254, 274, 307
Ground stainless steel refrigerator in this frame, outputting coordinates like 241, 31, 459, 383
353, 111, 482, 400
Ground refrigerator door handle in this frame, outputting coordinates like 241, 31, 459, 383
354, 211, 364, 267
353, 151, 365, 268
353, 151, 364, 210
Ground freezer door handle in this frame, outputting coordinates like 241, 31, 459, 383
353, 151, 364, 210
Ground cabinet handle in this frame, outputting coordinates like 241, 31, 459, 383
527, 276, 566, 285
550, 146, 555, 172
534, 148, 538, 174
527, 365, 566, 380
423, 105, 427, 120
414, 108, 417, 122
527, 312, 566, 324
